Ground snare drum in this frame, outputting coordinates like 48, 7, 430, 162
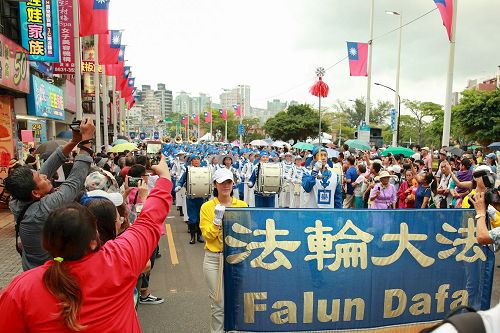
256, 163, 282, 194
187, 167, 212, 198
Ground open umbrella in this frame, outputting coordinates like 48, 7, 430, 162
117, 135, 129, 141
293, 142, 315, 151
344, 139, 371, 151
56, 131, 73, 139
250, 140, 268, 147
272, 140, 287, 148
487, 142, 500, 151
445, 146, 464, 156
110, 142, 138, 153
380, 146, 414, 157
112, 139, 128, 146
312, 138, 332, 144
35, 140, 67, 155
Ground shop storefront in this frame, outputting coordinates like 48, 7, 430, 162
0, 32, 30, 206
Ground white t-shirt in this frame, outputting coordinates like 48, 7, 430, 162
352, 174, 366, 197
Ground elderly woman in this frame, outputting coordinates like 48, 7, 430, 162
369, 171, 397, 209
200, 168, 248, 333
0, 155, 172, 331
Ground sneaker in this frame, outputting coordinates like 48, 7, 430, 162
139, 294, 164, 305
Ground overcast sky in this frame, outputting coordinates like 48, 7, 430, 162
109, 0, 500, 111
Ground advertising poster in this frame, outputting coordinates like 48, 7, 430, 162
0, 33, 30, 93
28, 119, 48, 144
19, 0, 61, 62
54, 0, 75, 74
27, 75, 65, 120
0, 97, 15, 199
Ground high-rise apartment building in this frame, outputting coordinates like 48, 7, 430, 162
191, 93, 212, 116
267, 99, 287, 114
174, 91, 192, 114
155, 83, 173, 117
219, 84, 251, 118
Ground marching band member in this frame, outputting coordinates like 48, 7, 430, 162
241, 153, 256, 206
175, 154, 206, 244
171, 151, 188, 220
302, 148, 342, 208
248, 151, 277, 208
219, 155, 241, 200
290, 155, 309, 208
279, 152, 294, 208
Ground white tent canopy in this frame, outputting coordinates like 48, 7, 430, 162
199, 133, 214, 142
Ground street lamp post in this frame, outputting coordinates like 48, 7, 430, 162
386, 10, 402, 147
374, 82, 401, 146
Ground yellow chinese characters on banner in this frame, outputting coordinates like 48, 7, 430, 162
0, 96, 15, 204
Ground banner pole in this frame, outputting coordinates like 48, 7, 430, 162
93, 34, 102, 148
72, 0, 83, 120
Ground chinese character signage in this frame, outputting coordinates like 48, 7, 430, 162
81, 61, 103, 73
54, 0, 74, 74
223, 209, 494, 332
20, 0, 61, 62
27, 75, 65, 120
0, 34, 30, 94
28, 119, 48, 143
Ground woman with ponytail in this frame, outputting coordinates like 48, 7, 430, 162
0, 155, 172, 332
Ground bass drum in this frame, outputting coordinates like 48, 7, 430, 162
256, 163, 282, 194
187, 167, 212, 198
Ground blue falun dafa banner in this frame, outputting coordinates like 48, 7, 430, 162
223, 209, 495, 332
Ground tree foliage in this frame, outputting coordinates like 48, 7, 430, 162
332, 98, 392, 128
403, 100, 443, 145
264, 104, 329, 141
453, 89, 500, 145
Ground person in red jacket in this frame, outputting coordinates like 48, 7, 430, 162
0, 155, 172, 332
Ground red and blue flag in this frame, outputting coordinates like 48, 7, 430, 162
434, 0, 453, 41
232, 104, 241, 117
347, 41, 368, 77
98, 30, 121, 64
79, 0, 110, 36
192, 113, 199, 124
219, 108, 227, 121
204, 111, 212, 123
182, 115, 188, 125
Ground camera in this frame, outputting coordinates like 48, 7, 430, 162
70, 119, 81, 132
469, 188, 500, 209
128, 177, 143, 187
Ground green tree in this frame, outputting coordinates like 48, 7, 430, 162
403, 100, 443, 145
323, 111, 355, 143
332, 98, 392, 128
264, 104, 329, 141
453, 89, 500, 145
424, 107, 465, 147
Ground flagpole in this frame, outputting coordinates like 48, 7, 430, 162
197, 109, 200, 140
224, 116, 227, 143
365, 0, 375, 124
239, 104, 243, 145
94, 34, 102, 149
442, 0, 457, 147
112, 77, 117, 141
119, 97, 125, 135
102, 71, 109, 147
210, 110, 213, 142
72, 0, 83, 120
187, 109, 190, 141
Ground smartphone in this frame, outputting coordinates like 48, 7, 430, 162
128, 177, 143, 187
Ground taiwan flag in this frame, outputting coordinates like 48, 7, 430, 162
192, 113, 199, 124
79, 0, 110, 36
204, 111, 212, 123
232, 104, 241, 117
98, 30, 121, 64
434, 0, 453, 41
219, 108, 227, 121
347, 42, 368, 77
182, 115, 188, 125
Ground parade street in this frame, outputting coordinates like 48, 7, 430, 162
1, 206, 500, 333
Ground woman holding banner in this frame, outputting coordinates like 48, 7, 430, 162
200, 168, 248, 333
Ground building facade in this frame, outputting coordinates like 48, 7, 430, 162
155, 83, 173, 117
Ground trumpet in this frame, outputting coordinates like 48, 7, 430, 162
175, 135, 183, 144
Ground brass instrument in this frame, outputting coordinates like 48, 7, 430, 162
189, 135, 197, 144
161, 136, 171, 144
175, 135, 183, 144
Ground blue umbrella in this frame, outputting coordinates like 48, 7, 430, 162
487, 142, 500, 151
112, 139, 129, 146
56, 131, 73, 139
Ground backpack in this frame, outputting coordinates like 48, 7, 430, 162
419, 305, 486, 333
15, 202, 35, 257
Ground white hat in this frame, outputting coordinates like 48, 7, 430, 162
474, 164, 494, 174
86, 190, 124, 206
421, 147, 430, 151
295, 155, 303, 160
285, 152, 292, 156
176, 150, 186, 156
213, 168, 234, 183
392, 165, 402, 174
279, 153, 285, 158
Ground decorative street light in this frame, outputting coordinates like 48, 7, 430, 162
374, 82, 401, 146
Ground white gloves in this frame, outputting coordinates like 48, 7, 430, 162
174, 186, 181, 192
213, 204, 226, 226
313, 161, 323, 171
